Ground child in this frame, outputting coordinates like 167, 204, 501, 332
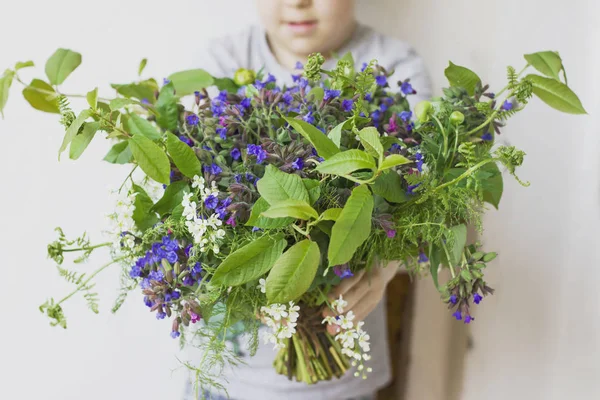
186, 1, 432, 399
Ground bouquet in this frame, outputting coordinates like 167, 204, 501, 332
1, 49, 585, 395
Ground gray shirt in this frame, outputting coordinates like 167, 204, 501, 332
187, 24, 432, 400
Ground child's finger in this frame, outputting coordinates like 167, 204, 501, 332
328, 268, 366, 300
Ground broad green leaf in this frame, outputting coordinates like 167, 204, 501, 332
155, 82, 179, 131
0, 70, 14, 118
261, 200, 319, 220
357, 127, 384, 159
444, 224, 467, 266
151, 181, 188, 216
111, 79, 158, 104
527, 74, 586, 114
328, 185, 374, 266
308, 87, 324, 103
428, 245, 442, 291
461, 269, 473, 282
380, 136, 405, 150
86, 87, 98, 110
257, 165, 309, 204
246, 197, 294, 229
128, 134, 171, 184
138, 58, 147, 76
15, 61, 34, 70
283, 116, 340, 159
327, 120, 345, 148
126, 114, 162, 140
109, 98, 135, 110
69, 121, 99, 160
303, 179, 321, 205
211, 235, 286, 286
320, 208, 342, 221
266, 240, 320, 303
371, 171, 408, 203
45, 49, 82, 85
379, 154, 411, 171
167, 69, 213, 96
316, 149, 376, 176
58, 109, 91, 158
481, 162, 503, 209
103, 141, 132, 164
165, 132, 201, 178
483, 252, 497, 262
213, 77, 239, 93
444, 61, 481, 96
22, 79, 60, 113
131, 184, 159, 231
524, 51, 563, 81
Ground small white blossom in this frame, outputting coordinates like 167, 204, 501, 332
338, 311, 355, 330
191, 175, 205, 189
257, 278, 266, 293
332, 295, 348, 314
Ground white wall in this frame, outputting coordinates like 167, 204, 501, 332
0, 1, 597, 400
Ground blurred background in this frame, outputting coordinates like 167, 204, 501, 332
0, 1, 598, 399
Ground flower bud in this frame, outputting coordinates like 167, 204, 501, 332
450, 111, 465, 125
233, 68, 256, 86
415, 100, 433, 123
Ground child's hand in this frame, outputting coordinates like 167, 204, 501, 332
322, 263, 400, 335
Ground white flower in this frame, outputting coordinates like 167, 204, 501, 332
358, 331, 371, 352
191, 175, 205, 189
288, 301, 300, 323
257, 278, 267, 294
338, 311, 355, 330
332, 295, 348, 314
322, 316, 337, 325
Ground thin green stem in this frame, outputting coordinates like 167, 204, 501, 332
61, 242, 112, 253
432, 115, 448, 157
119, 165, 138, 192
434, 158, 498, 192
441, 242, 456, 279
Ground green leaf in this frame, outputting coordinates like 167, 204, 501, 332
327, 120, 345, 148
524, 51, 563, 81
481, 162, 503, 209
14, 61, 34, 70
308, 87, 324, 103
444, 224, 467, 266
371, 171, 408, 203
283, 116, 340, 159
131, 184, 159, 231
126, 114, 162, 140
460, 269, 473, 282
213, 77, 239, 93
211, 235, 286, 286
103, 141, 132, 164
151, 181, 188, 216
316, 149, 376, 176
303, 179, 321, 205
22, 79, 60, 113
246, 197, 294, 229
0, 70, 14, 118
128, 134, 171, 184
357, 127, 384, 159
165, 132, 201, 178
167, 69, 213, 96
483, 252, 497, 262
428, 245, 442, 291
111, 79, 158, 104
58, 109, 91, 158
328, 185, 374, 266
380, 136, 404, 151
138, 58, 148, 76
155, 82, 179, 131
257, 165, 309, 204
527, 74, 586, 114
379, 154, 411, 171
444, 61, 481, 96
45, 49, 82, 85
109, 98, 135, 110
266, 240, 320, 303
69, 121, 99, 160
320, 208, 342, 221
86, 87, 98, 110
261, 200, 319, 220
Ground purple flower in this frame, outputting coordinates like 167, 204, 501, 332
371, 109, 382, 121
292, 74, 302, 83
186, 114, 199, 126
342, 99, 354, 112
239, 97, 251, 109
464, 315, 473, 324
141, 98, 150, 105
251, 227, 261, 232
226, 215, 236, 227
189, 311, 201, 324
324, 89, 341, 101
399, 111, 412, 122
204, 194, 218, 210
171, 291, 181, 300
401, 81, 416, 95
143, 296, 153, 308
265, 73, 276, 84
364, 93, 373, 102
166, 251, 178, 264
361, 62, 368, 72
376, 75, 388, 87
233, 174, 241, 183
245, 172, 255, 183
481, 133, 493, 141
473, 293, 483, 304
247, 144, 267, 164
141, 278, 151, 289
216, 90, 228, 102
156, 311, 167, 320
230, 148, 241, 160
162, 78, 170, 85
298, 78, 309, 89
282, 92, 294, 105
386, 230, 396, 238
303, 111, 315, 124
502, 100, 513, 111
452, 310, 462, 321
171, 331, 180, 339
216, 127, 227, 140
179, 135, 194, 147
162, 236, 178, 251
449, 295, 458, 305
334, 264, 354, 279
407, 183, 421, 195
130, 264, 142, 278
211, 101, 226, 117
415, 152, 423, 173
418, 252, 429, 263
292, 157, 304, 170
380, 103, 389, 112
149, 270, 164, 282
203, 163, 222, 175
295, 61, 303, 69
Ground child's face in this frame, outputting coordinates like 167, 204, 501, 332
256, 0, 356, 56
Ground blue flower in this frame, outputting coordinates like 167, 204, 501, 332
449, 295, 458, 305
342, 99, 354, 112
141, 278, 151, 289
141, 98, 150, 105
399, 111, 412, 122
247, 144, 267, 164
295, 61, 303, 69
473, 293, 483, 304
163, 78, 170, 85
452, 310, 462, 321
216, 127, 227, 140
211, 101, 226, 117
156, 311, 166, 320
129, 264, 142, 278
202, 145, 212, 151
407, 183, 421, 195
481, 133, 493, 141
292, 158, 304, 170
371, 109, 382, 121
303, 111, 315, 124
233, 174, 241, 183
143, 296, 153, 308
252, 227, 261, 232
464, 315, 473, 324
230, 148, 241, 160
162, 236, 178, 251
149, 270, 164, 282
401, 81, 415, 95
204, 194, 219, 210
298, 78, 309, 89
361, 62, 368, 72
282, 92, 293, 105
376, 75, 388, 87
415, 152, 423, 172
324, 89, 341, 101
186, 114, 199, 126
239, 97, 251, 109
418, 252, 429, 263
203, 163, 222, 175
380, 103, 389, 112
292, 74, 302, 83
502, 100, 513, 111
179, 135, 194, 147
171, 331, 180, 339
166, 251, 178, 264
216, 90, 228, 102
245, 172, 255, 183
364, 93, 373, 102
265, 73, 276, 84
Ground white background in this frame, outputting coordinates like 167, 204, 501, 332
0, 1, 598, 399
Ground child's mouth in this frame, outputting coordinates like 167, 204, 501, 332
285, 20, 318, 35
